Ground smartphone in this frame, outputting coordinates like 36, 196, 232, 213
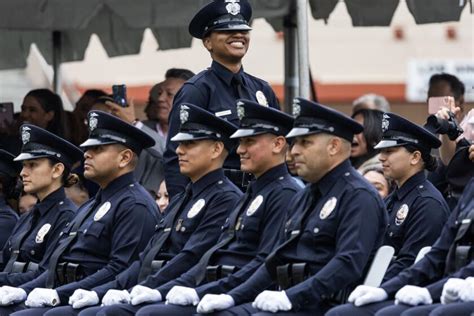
112, 84, 127, 107
428, 96, 454, 115
0, 102, 14, 129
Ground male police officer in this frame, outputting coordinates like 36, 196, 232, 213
129, 99, 301, 316
0, 111, 159, 316
44, 104, 242, 316
164, 0, 280, 197
194, 98, 388, 316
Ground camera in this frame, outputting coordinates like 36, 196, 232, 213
112, 84, 127, 107
425, 111, 463, 141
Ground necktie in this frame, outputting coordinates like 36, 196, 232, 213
231, 74, 249, 99
137, 184, 193, 282
193, 186, 254, 285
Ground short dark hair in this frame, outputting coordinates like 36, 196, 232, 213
429, 73, 465, 101
351, 109, 384, 155
165, 68, 195, 81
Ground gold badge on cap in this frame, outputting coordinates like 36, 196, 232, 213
21, 126, 31, 144
225, 0, 241, 15
395, 204, 409, 226
256, 91, 268, 107
35, 223, 52, 243
246, 195, 263, 216
187, 199, 206, 218
94, 201, 111, 221
320, 197, 337, 220
89, 112, 99, 131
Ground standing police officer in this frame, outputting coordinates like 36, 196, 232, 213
0, 111, 159, 316
0, 150, 20, 250
164, 0, 280, 197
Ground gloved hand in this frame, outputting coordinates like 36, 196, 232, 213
441, 278, 465, 304
348, 285, 388, 307
196, 294, 235, 314
129, 285, 162, 306
25, 288, 60, 307
459, 277, 474, 302
252, 290, 292, 313
69, 289, 99, 309
102, 289, 131, 306
0, 286, 27, 306
166, 286, 199, 306
395, 285, 432, 306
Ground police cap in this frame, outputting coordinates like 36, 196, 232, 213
0, 149, 21, 178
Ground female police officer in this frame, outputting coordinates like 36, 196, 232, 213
0, 125, 82, 287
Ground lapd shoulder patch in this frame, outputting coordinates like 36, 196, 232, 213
94, 201, 111, 221
320, 197, 337, 219
246, 195, 263, 216
395, 204, 409, 225
256, 91, 269, 107
35, 223, 52, 243
187, 199, 205, 218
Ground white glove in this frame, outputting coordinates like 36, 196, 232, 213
441, 278, 465, 304
395, 285, 432, 306
252, 290, 292, 313
129, 285, 162, 306
459, 277, 474, 302
348, 285, 388, 307
68, 289, 99, 309
0, 286, 27, 306
166, 286, 199, 306
102, 289, 131, 306
196, 294, 235, 314
25, 288, 60, 307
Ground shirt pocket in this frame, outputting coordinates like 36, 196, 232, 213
83, 221, 105, 239
237, 216, 261, 246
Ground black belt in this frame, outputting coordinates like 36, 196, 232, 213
205, 265, 239, 282
276, 263, 308, 290
223, 169, 253, 192
55, 262, 85, 286
10, 261, 39, 274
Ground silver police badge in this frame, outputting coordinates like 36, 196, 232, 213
89, 112, 99, 131
187, 199, 206, 218
94, 201, 111, 221
256, 91, 268, 107
237, 103, 245, 120
382, 113, 390, 132
292, 100, 301, 117
180, 105, 190, 124
21, 126, 31, 144
225, 0, 240, 15
246, 195, 263, 216
395, 204, 409, 226
35, 223, 51, 243
320, 197, 337, 220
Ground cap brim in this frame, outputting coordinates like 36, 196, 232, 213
212, 24, 252, 32
80, 138, 118, 148
171, 132, 214, 142
374, 140, 407, 150
230, 128, 266, 139
14, 152, 51, 162
286, 127, 324, 139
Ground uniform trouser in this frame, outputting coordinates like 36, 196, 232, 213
200, 302, 330, 316
375, 302, 474, 316
79, 303, 143, 316
325, 300, 394, 316
0, 303, 27, 316
10, 306, 51, 316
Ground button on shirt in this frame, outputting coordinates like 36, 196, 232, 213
164, 61, 280, 197
227, 160, 387, 311
383, 171, 450, 281
0, 188, 75, 286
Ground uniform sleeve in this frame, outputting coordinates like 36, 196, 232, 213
285, 190, 386, 311
426, 260, 474, 300
384, 198, 449, 281
92, 260, 143, 299
196, 187, 297, 297
55, 202, 157, 303
163, 84, 207, 199
0, 210, 18, 252
142, 192, 240, 293
227, 265, 275, 305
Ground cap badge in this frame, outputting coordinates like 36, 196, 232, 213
292, 100, 301, 118
237, 104, 245, 120
395, 204, 409, 226
225, 0, 241, 15
180, 105, 190, 124
35, 223, 51, 243
21, 126, 31, 144
89, 112, 99, 131
187, 199, 206, 219
246, 195, 263, 216
320, 197, 337, 220
382, 113, 390, 132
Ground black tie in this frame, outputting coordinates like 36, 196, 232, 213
231, 74, 249, 99
193, 186, 254, 285
137, 184, 193, 282
45, 192, 103, 288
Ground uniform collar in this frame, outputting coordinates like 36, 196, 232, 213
211, 60, 245, 87
36, 187, 66, 216
316, 159, 352, 196
191, 168, 226, 197
250, 163, 289, 194
100, 172, 135, 203
394, 171, 426, 200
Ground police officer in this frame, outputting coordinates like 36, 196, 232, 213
327, 177, 473, 316
0, 150, 20, 250
164, 0, 280, 197
0, 111, 159, 316
194, 98, 388, 315
0, 125, 82, 287
131, 99, 301, 316
43, 104, 242, 316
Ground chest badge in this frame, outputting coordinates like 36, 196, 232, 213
187, 199, 205, 218
320, 197, 337, 220
94, 201, 111, 221
35, 223, 52, 243
256, 91, 268, 107
395, 204, 409, 226
246, 195, 263, 216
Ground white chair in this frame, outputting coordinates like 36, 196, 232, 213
363, 245, 395, 287
414, 246, 432, 264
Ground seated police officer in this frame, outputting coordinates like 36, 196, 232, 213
0, 150, 20, 250
326, 178, 474, 316
44, 104, 242, 316
193, 98, 388, 316
0, 126, 82, 287
164, 0, 280, 197
129, 99, 301, 316
0, 111, 159, 316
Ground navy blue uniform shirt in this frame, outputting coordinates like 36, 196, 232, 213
227, 160, 387, 311
156, 163, 301, 297
382, 171, 450, 281
0, 188, 75, 286
0, 197, 18, 252
92, 168, 242, 298
164, 61, 279, 197
19, 172, 159, 304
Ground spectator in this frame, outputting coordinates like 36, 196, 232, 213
362, 167, 394, 199
18, 192, 37, 215
352, 93, 391, 114
156, 180, 169, 214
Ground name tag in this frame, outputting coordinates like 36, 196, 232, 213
215, 110, 232, 117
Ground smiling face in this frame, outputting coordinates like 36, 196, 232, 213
203, 30, 250, 66
236, 134, 281, 178
20, 96, 54, 129
378, 146, 422, 186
